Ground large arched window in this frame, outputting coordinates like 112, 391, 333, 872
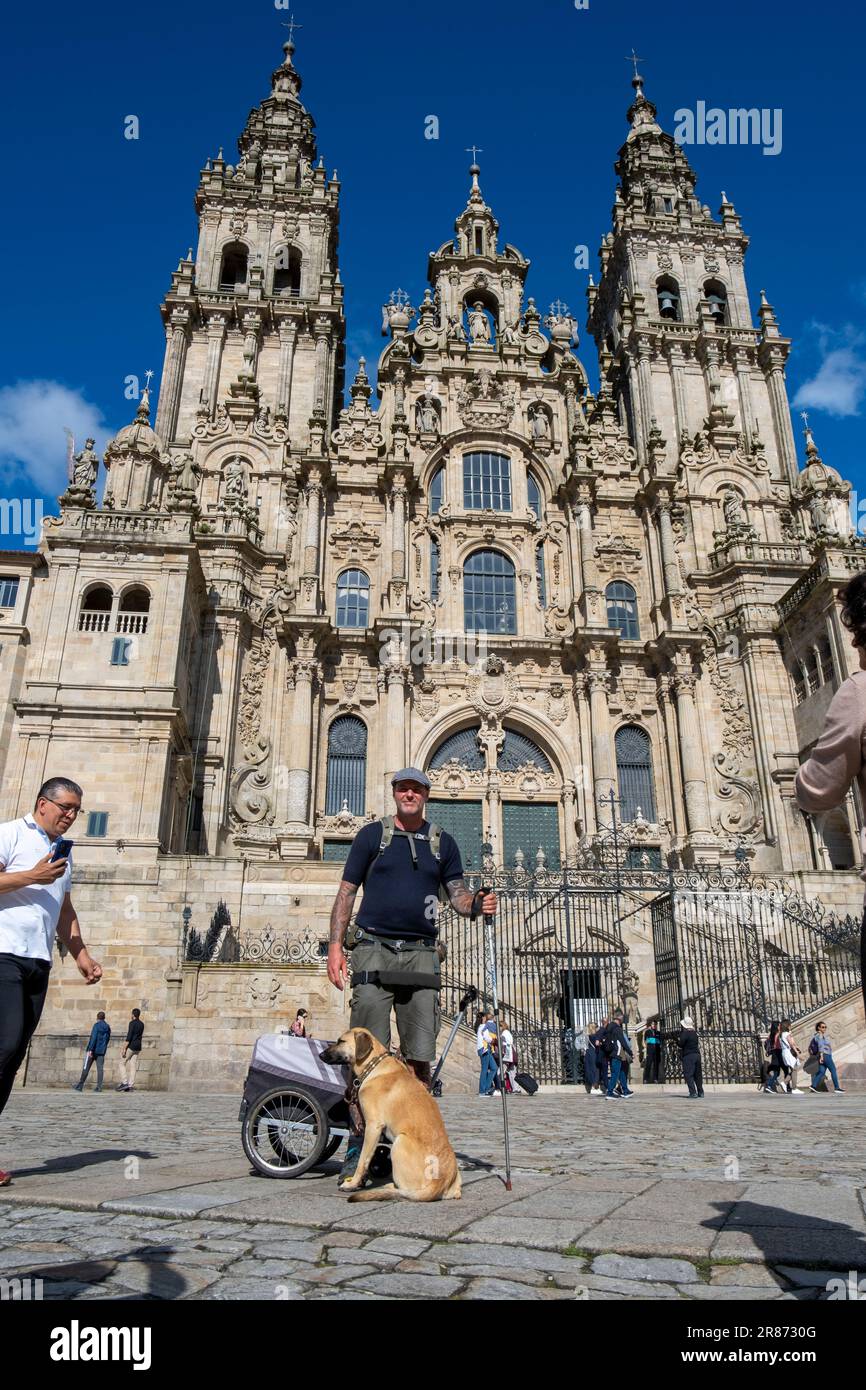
430, 726, 484, 771
78, 585, 113, 633
615, 725, 657, 822
657, 276, 681, 322
273, 245, 301, 296
464, 550, 517, 634
463, 452, 512, 511
606, 581, 639, 640
325, 716, 367, 815
499, 729, 552, 773
536, 545, 547, 608
703, 279, 729, 326
335, 569, 370, 628
430, 539, 441, 602
218, 242, 248, 290
429, 466, 444, 515
117, 586, 150, 635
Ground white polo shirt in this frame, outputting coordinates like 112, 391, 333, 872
0, 815, 72, 963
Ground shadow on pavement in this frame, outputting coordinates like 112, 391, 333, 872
9, 1148, 155, 1178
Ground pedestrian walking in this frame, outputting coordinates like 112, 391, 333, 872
794, 569, 866, 1018
763, 1020, 783, 1093
290, 1009, 308, 1038
0, 777, 102, 1186
643, 1017, 662, 1084
603, 1009, 634, 1099
581, 1021, 600, 1094
73, 1011, 111, 1092
327, 767, 496, 1183
808, 1020, 845, 1094
475, 1009, 498, 1096
590, 1017, 610, 1095
779, 1019, 804, 1094
679, 1014, 704, 1098
116, 1009, 144, 1091
499, 1013, 519, 1095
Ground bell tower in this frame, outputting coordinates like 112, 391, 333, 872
587, 65, 799, 486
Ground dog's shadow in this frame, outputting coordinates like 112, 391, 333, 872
454, 1150, 496, 1173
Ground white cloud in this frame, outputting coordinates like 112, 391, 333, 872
793, 348, 866, 418
0, 380, 112, 494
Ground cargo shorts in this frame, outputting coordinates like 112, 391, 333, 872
349, 933, 442, 1063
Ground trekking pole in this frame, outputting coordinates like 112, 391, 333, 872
431, 986, 478, 1091
475, 886, 512, 1191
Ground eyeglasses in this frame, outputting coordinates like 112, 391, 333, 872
42, 797, 83, 817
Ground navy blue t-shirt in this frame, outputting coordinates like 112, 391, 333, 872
343, 820, 463, 941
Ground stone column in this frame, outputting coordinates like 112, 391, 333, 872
202, 315, 227, 417
277, 321, 298, 416
241, 315, 261, 381
302, 475, 323, 575
654, 497, 682, 596
633, 338, 654, 466
560, 779, 579, 865
391, 476, 408, 580
312, 319, 331, 412
155, 309, 190, 443
586, 668, 615, 817
665, 342, 689, 441
285, 656, 317, 830
671, 670, 712, 836
657, 677, 686, 843
762, 350, 799, 485
740, 637, 779, 846
733, 348, 755, 452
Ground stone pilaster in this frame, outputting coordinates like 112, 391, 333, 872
155, 309, 191, 443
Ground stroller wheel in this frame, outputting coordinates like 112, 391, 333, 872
242, 1085, 330, 1178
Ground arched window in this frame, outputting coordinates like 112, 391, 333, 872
430, 539, 441, 602
463, 452, 512, 512
499, 730, 552, 773
117, 587, 150, 636
657, 276, 681, 322
615, 725, 657, 822
536, 545, 547, 608
273, 245, 301, 297
325, 716, 367, 815
335, 570, 370, 628
78, 585, 113, 633
818, 638, 835, 686
606, 581, 639, 640
430, 726, 484, 771
218, 242, 248, 290
790, 662, 807, 706
805, 649, 820, 697
703, 279, 729, 326
463, 550, 517, 634
430, 466, 444, 515
527, 473, 542, 520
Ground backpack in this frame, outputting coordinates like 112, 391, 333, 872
808, 1037, 820, 1057
365, 817, 447, 904
602, 1025, 619, 1059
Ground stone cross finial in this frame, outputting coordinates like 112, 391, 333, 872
626, 49, 645, 79
144, 369, 154, 391
800, 411, 809, 430
465, 145, 483, 163
281, 16, 303, 43
549, 299, 569, 319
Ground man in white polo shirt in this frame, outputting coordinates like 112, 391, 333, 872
0, 776, 103, 1186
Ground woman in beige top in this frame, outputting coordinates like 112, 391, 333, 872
794, 571, 866, 1012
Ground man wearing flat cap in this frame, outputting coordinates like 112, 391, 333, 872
328, 767, 496, 1184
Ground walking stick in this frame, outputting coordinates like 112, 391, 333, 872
431, 986, 478, 1091
475, 886, 513, 1191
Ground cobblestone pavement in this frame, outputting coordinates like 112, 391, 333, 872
0, 1087, 864, 1300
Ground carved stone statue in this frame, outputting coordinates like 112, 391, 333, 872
72, 439, 100, 491
446, 314, 466, 343
722, 489, 745, 528
168, 451, 200, 506
529, 406, 550, 441
468, 302, 492, 345
501, 319, 521, 346
224, 456, 249, 503
415, 393, 440, 434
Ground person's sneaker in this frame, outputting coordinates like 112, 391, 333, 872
620, 1089, 635, 1098
790, 1088, 804, 1095
338, 1138, 364, 1187
590, 1087, 603, 1096
604, 1093, 620, 1100
72, 1084, 83, 1091
0, 1170, 11, 1187
808, 1086, 821, 1094
833, 1087, 845, 1093
94, 1087, 102, 1093
115, 1084, 126, 1091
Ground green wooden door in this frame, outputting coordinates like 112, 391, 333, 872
426, 800, 485, 871
502, 802, 561, 871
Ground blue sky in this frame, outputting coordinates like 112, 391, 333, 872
2, 0, 864, 548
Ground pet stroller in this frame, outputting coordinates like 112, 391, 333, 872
239, 1034, 351, 1178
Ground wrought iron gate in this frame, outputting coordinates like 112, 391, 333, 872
650, 865, 861, 1084
438, 870, 628, 1085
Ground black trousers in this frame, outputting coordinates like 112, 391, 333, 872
683, 1051, 703, 1096
644, 1045, 661, 1083
0, 954, 52, 1117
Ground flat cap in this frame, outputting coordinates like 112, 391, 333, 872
391, 766, 431, 789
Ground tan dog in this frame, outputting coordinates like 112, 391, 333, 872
320, 1028, 461, 1203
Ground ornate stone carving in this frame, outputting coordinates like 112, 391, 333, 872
456, 370, 516, 431
327, 519, 382, 561
414, 675, 440, 722
593, 534, 643, 575
467, 654, 518, 721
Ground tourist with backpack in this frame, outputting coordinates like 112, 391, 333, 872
327, 767, 496, 1184
590, 1017, 610, 1094
762, 1020, 783, 1093
603, 1009, 634, 1098
678, 1015, 704, 1098
808, 1020, 845, 1093
779, 1020, 804, 1094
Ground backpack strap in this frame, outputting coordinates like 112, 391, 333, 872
378, 816, 395, 856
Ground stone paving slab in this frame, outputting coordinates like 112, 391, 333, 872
1, 1088, 864, 1300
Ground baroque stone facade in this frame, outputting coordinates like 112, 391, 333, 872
1, 46, 864, 1086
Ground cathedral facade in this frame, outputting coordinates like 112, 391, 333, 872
1, 41, 864, 1086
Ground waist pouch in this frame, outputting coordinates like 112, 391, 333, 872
351, 931, 441, 989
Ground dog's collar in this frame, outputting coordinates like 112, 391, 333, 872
354, 1051, 389, 1090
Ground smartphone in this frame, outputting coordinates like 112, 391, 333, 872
51, 838, 73, 863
